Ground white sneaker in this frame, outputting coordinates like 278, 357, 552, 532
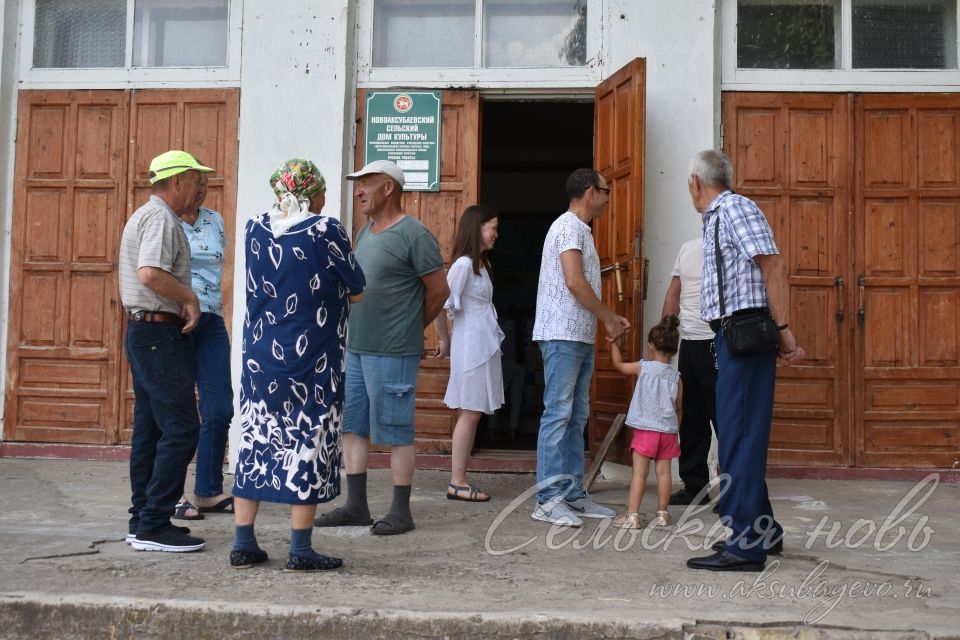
565, 494, 616, 519
531, 496, 583, 527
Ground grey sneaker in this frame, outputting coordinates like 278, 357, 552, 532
531, 496, 583, 527
565, 494, 616, 519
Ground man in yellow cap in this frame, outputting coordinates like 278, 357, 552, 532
120, 150, 215, 553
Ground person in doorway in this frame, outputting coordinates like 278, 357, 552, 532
172, 170, 235, 521
433, 205, 504, 502
662, 238, 718, 508
531, 168, 630, 527
120, 150, 213, 553
609, 315, 683, 529
231, 159, 365, 571
685, 149, 804, 572
315, 160, 448, 535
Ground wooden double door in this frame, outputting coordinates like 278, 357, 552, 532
724, 92, 960, 468
351, 60, 647, 455
5, 89, 239, 445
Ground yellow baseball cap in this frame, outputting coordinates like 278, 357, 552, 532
148, 150, 214, 184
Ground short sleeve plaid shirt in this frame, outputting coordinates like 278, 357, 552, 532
700, 191, 779, 322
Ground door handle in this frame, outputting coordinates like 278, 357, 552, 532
857, 275, 865, 325
600, 262, 626, 302
835, 276, 844, 322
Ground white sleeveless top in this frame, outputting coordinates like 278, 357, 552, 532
625, 360, 680, 434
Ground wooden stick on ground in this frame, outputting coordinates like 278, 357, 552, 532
584, 413, 626, 492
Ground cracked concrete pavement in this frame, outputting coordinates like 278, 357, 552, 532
0, 457, 958, 638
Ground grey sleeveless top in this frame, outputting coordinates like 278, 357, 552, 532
625, 360, 680, 434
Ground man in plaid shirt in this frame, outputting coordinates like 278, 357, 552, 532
685, 149, 804, 572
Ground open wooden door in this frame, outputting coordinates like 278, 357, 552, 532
352, 89, 480, 453
590, 59, 646, 462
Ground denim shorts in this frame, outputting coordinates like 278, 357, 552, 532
343, 351, 421, 446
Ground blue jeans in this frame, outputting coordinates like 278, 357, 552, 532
715, 330, 783, 563
126, 322, 200, 534
536, 340, 594, 504
191, 312, 233, 497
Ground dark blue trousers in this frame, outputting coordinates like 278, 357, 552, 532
715, 331, 783, 563
126, 322, 200, 534
190, 312, 233, 497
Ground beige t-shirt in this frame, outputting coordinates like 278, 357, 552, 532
671, 238, 716, 341
119, 195, 192, 314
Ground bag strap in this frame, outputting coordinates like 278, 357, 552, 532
714, 216, 726, 319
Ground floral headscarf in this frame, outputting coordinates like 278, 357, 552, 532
267, 158, 326, 237
270, 158, 326, 200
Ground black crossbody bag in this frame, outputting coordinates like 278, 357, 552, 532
714, 218, 779, 356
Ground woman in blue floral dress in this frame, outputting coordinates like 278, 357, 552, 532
231, 159, 365, 572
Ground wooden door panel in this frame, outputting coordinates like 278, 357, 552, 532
917, 111, 959, 187
590, 58, 645, 462
352, 89, 480, 453
735, 108, 781, 187
856, 94, 960, 468
919, 290, 958, 365
723, 92, 850, 466
919, 201, 959, 274
789, 110, 833, 186
5, 90, 128, 444
862, 110, 914, 189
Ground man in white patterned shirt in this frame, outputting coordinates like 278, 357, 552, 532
531, 168, 630, 527
684, 149, 804, 572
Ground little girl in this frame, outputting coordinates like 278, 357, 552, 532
609, 315, 683, 529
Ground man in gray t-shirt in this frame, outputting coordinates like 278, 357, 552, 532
315, 160, 448, 536
120, 150, 213, 553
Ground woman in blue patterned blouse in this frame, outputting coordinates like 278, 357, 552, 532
173, 172, 236, 520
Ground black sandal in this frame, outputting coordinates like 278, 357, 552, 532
313, 506, 373, 527
446, 483, 491, 502
370, 514, 415, 536
173, 499, 204, 520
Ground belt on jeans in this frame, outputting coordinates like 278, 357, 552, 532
127, 310, 184, 326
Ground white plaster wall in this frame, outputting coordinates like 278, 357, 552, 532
230, 0, 355, 460
605, 1, 719, 340
0, 0, 22, 441
605, 1, 720, 484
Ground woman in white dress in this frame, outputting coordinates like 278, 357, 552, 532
434, 205, 504, 502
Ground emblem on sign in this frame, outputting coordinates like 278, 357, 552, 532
393, 94, 412, 113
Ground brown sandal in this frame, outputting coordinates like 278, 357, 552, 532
446, 483, 491, 502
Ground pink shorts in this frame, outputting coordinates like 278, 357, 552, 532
629, 428, 681, 461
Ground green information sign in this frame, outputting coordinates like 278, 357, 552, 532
364, 91, 442, 192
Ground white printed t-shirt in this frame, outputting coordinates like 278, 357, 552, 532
533, 211, 601, 344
